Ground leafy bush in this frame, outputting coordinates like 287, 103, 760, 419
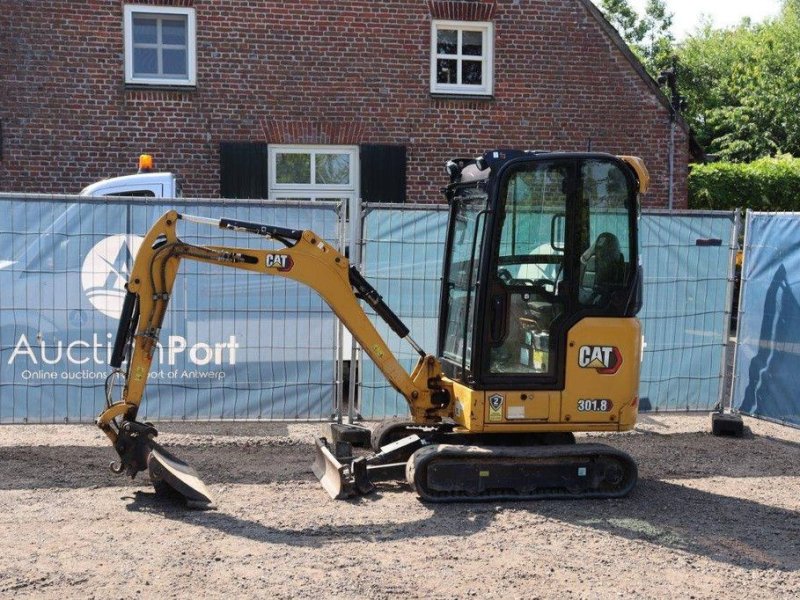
677, 4, 800, 162
688, 155, 800, 210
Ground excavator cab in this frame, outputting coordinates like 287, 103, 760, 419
440, 151, 642, 392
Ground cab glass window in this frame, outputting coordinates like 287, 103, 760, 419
441, 187, 488, 370
488, 162, 568, 375
578, 160, 633, 307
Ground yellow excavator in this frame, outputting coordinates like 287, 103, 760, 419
96, 150, 649, 507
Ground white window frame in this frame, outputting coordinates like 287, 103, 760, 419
430, 20, 494, 96
268, 145, 359, 202
123, 5, 197, 86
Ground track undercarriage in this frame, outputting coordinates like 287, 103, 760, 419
312, 422, 638, 502
106, 418, 636, 507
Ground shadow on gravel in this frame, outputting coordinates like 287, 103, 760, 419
0, 443, 318, 490
124, 489, 497, 546
534, 478, 800, 572
2, 430, 798, 490
121, 478, 800, 572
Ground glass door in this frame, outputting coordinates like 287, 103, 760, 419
485, 160, 570, 379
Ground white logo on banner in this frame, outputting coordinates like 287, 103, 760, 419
81, 234, 144, 318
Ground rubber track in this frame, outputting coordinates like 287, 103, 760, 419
406, 443, 637, 503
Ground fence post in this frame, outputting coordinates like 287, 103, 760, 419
727, 209, 752, 414
717, 209, 742, 412
345, 196, 364, 423
333, 201, 346, 423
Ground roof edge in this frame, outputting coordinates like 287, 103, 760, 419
576, 0, 690, 134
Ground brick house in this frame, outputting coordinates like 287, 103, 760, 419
0, 0, 689, 207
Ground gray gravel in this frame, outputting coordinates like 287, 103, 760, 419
0, 414, 798, 599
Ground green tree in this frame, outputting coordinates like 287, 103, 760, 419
677, 1, 800, 161
598, 0, 647, 44
639, 0, 674, 73
597, 0, 675, 76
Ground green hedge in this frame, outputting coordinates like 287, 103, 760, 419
688, 155, 800, 210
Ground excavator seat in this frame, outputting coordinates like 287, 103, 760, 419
579, 232, 626, 306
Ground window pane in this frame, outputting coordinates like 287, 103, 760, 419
437, 29, 457, 55
133, 48, 158, 75
162, 49, 187, 75
579, 160, 632, 307
462, 61, 483, 85
462, 31, 483, 56
490, 163, 568, 375
276, 153, 311, 184
133, 16, 157, 44
161, 18, 187, 45
442, 189, 488, 368
316, 154, 350, 185
437, 59, 457, 84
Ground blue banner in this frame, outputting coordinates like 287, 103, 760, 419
734, 212, 800, 427
0, 197, 739, 423
0, 197, 338, 423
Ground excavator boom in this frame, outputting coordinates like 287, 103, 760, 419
97, 210, 451, 505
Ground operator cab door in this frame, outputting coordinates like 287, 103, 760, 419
481, 158, 573, 388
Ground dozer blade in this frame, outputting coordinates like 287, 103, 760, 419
147, 442, 215, 509
312, 437, 374, 499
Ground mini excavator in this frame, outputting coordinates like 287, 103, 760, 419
96, 150, 649, 507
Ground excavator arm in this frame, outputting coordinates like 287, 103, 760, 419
96, 210, 451, 504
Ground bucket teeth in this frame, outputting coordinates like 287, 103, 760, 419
147, 442, 215, 509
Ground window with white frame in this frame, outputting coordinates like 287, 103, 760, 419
268, 146, 359, 203
430, 21, 493, 96
124, 5, 196, 86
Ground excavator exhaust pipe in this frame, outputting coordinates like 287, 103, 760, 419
147, 442, 215, 509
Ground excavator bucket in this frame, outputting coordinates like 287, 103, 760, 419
147, 442, 215, 509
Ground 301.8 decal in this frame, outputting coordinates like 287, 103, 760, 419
577, 399, 613, 412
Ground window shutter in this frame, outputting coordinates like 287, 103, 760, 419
359, 144, 407, 204
219, 142, 269, 199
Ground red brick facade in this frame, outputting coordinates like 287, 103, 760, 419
0, 0, 689, 207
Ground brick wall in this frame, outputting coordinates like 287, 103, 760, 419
0, 0, 689, 207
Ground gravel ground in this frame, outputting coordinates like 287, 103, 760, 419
0, 414, 798, 599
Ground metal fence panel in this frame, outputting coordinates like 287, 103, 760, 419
357, 206, 736, 418
358, 205, 449, 418
638, 211, 737, 411
0, 195, 338, 423
733, 212, 800, 428
0, 194, 740, 424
